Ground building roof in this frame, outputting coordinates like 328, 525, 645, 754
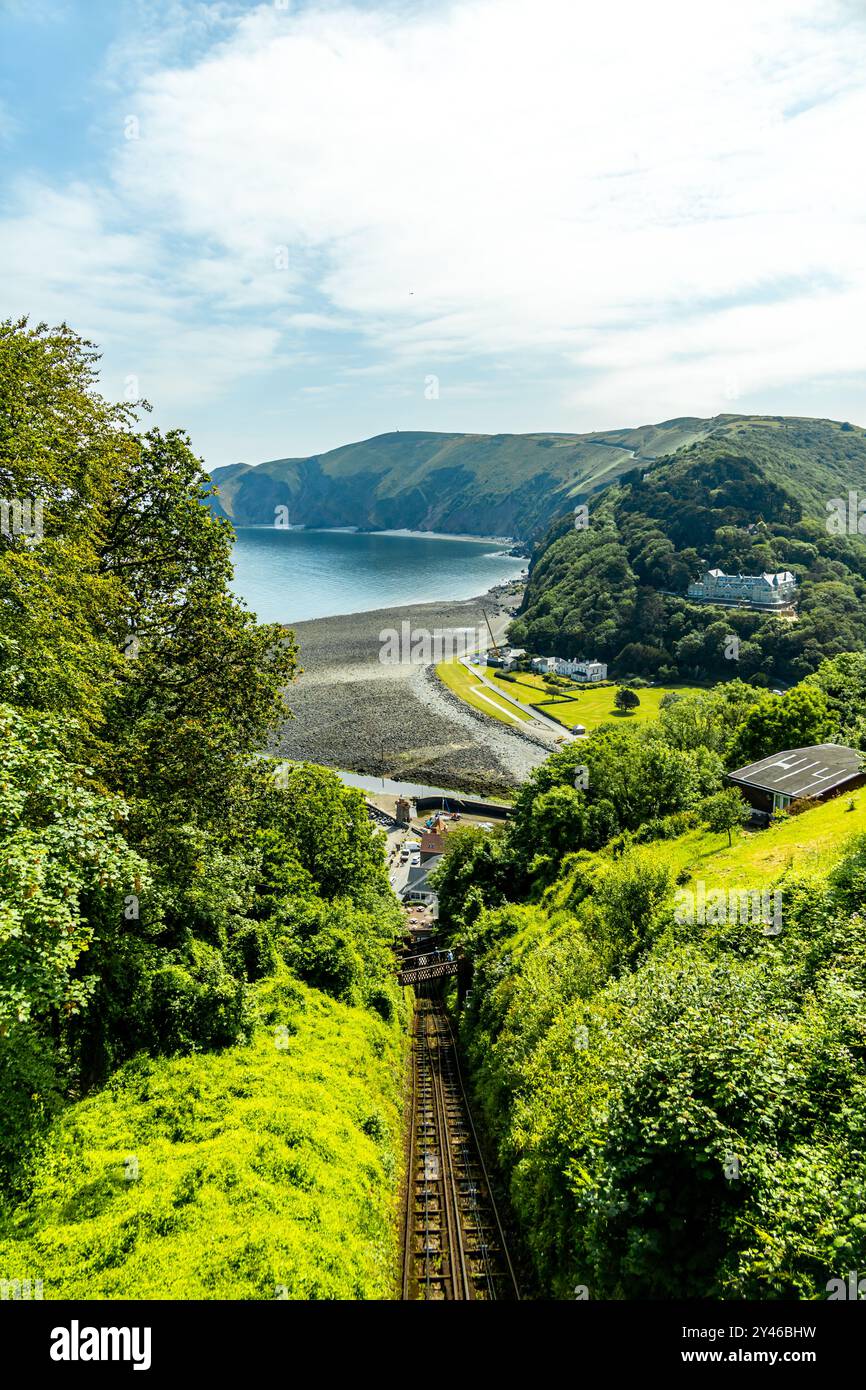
405, 856, 443, 889
728, 744, 863, 797
700, 569, 795, 585
420, 832, 446, 855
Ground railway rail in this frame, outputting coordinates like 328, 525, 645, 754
401, 996, 519, 1300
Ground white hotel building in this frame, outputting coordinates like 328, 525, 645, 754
687, 569, 797, 609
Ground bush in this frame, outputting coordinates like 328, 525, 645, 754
0, 980, 405, 1298
0, 1031, 63, 1196
144, 942, 249, 1055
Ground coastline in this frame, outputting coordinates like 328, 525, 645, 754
270, 579, 547, 795
233, 522, 524, 548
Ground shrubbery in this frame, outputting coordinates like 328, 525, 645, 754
0, 319, 407, 1295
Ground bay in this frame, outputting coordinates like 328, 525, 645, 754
228, 526, 527, 623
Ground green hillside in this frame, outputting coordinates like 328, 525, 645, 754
546, 784, 866, 914
511, 415, 866, 683
0, 319, 408, 1302
430, 677, 866, 1300
0, 975, 404, 1300
207, 418, 716, 539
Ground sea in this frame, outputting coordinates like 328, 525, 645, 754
228, 526, 528, 623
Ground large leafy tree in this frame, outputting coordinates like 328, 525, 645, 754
0, 319, 300, 1080
0, 319, 130, 729
0, 705, 145, 1037
729, 685, 837, 766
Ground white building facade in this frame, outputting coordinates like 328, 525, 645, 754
531, 655, 608, 681
687, 569, 797, 608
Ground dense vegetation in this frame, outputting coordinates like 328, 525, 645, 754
432, 661, 866, 1297
0, 319, 405, 1297
511, 417, 866, 684
208, 417, 715, 538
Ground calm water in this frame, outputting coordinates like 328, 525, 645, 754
229, 527, 527, 623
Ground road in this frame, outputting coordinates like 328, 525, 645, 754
458, 657, 575, 742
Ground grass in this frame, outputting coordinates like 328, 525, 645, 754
0, 972, 407, 1300
484, 671, 704, 730
546, 790, 866, 924
436, 659, 532, 725
675, 790, 866, 891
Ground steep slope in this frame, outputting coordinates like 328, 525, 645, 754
510, 415, 866, 683
207, 418, 717, 539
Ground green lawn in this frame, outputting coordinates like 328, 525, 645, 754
676, 788, 866, 891
436, 660, 533, 725
486, 671, 704, 729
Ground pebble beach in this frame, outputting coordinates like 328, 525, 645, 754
270, 585, 549, 795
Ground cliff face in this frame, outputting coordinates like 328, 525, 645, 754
207, 419, 717, 539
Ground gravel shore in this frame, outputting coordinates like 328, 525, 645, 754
269, 588, 549, 795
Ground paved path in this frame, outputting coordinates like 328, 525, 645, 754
458, 657, 574, 741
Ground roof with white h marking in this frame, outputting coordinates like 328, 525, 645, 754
728, 744, 863, 796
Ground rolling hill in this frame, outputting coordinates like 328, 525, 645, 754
206, 418, 717, 539
509, 414, 866, 683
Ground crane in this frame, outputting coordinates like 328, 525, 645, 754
482, 609, 500, 661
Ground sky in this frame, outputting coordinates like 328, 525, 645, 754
2, 0, 866, 471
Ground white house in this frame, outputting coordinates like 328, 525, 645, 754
687, 569, 797, 608
489, 645, 526, 670
531, 655, 607, 681
559, 658, 607, 682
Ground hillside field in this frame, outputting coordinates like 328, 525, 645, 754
486, 672, 705, 729
435, 659, 533, 725
547, 786, 866, 917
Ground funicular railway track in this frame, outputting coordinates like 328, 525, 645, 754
402, 996, 519, 1300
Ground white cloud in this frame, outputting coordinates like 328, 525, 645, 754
0, 178, 283, 415
108, 0, 866, 416
3, 0, 866, 440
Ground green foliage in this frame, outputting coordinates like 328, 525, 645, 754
614, 687, 640, 712
142, 940, 251, 1056
702, 788, 751, 846
0, 316, 407, 1294
513, 419, 866, 684
0, 1029, 63, 1196
729, 685, 837, 766
807, 651, 866, 749
0, 977, 406, 1299
456, 835, 866, 1299
431, 825, 513, 935
0, 705, 146, 1037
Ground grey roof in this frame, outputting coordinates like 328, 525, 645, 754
728, 744, 863, 797
404, 856, 443, 890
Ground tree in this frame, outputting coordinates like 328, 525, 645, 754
702, 787, 750, 846
729, 685, 837, 767
0, 705, 145, 1039
614, 687, 640, 714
